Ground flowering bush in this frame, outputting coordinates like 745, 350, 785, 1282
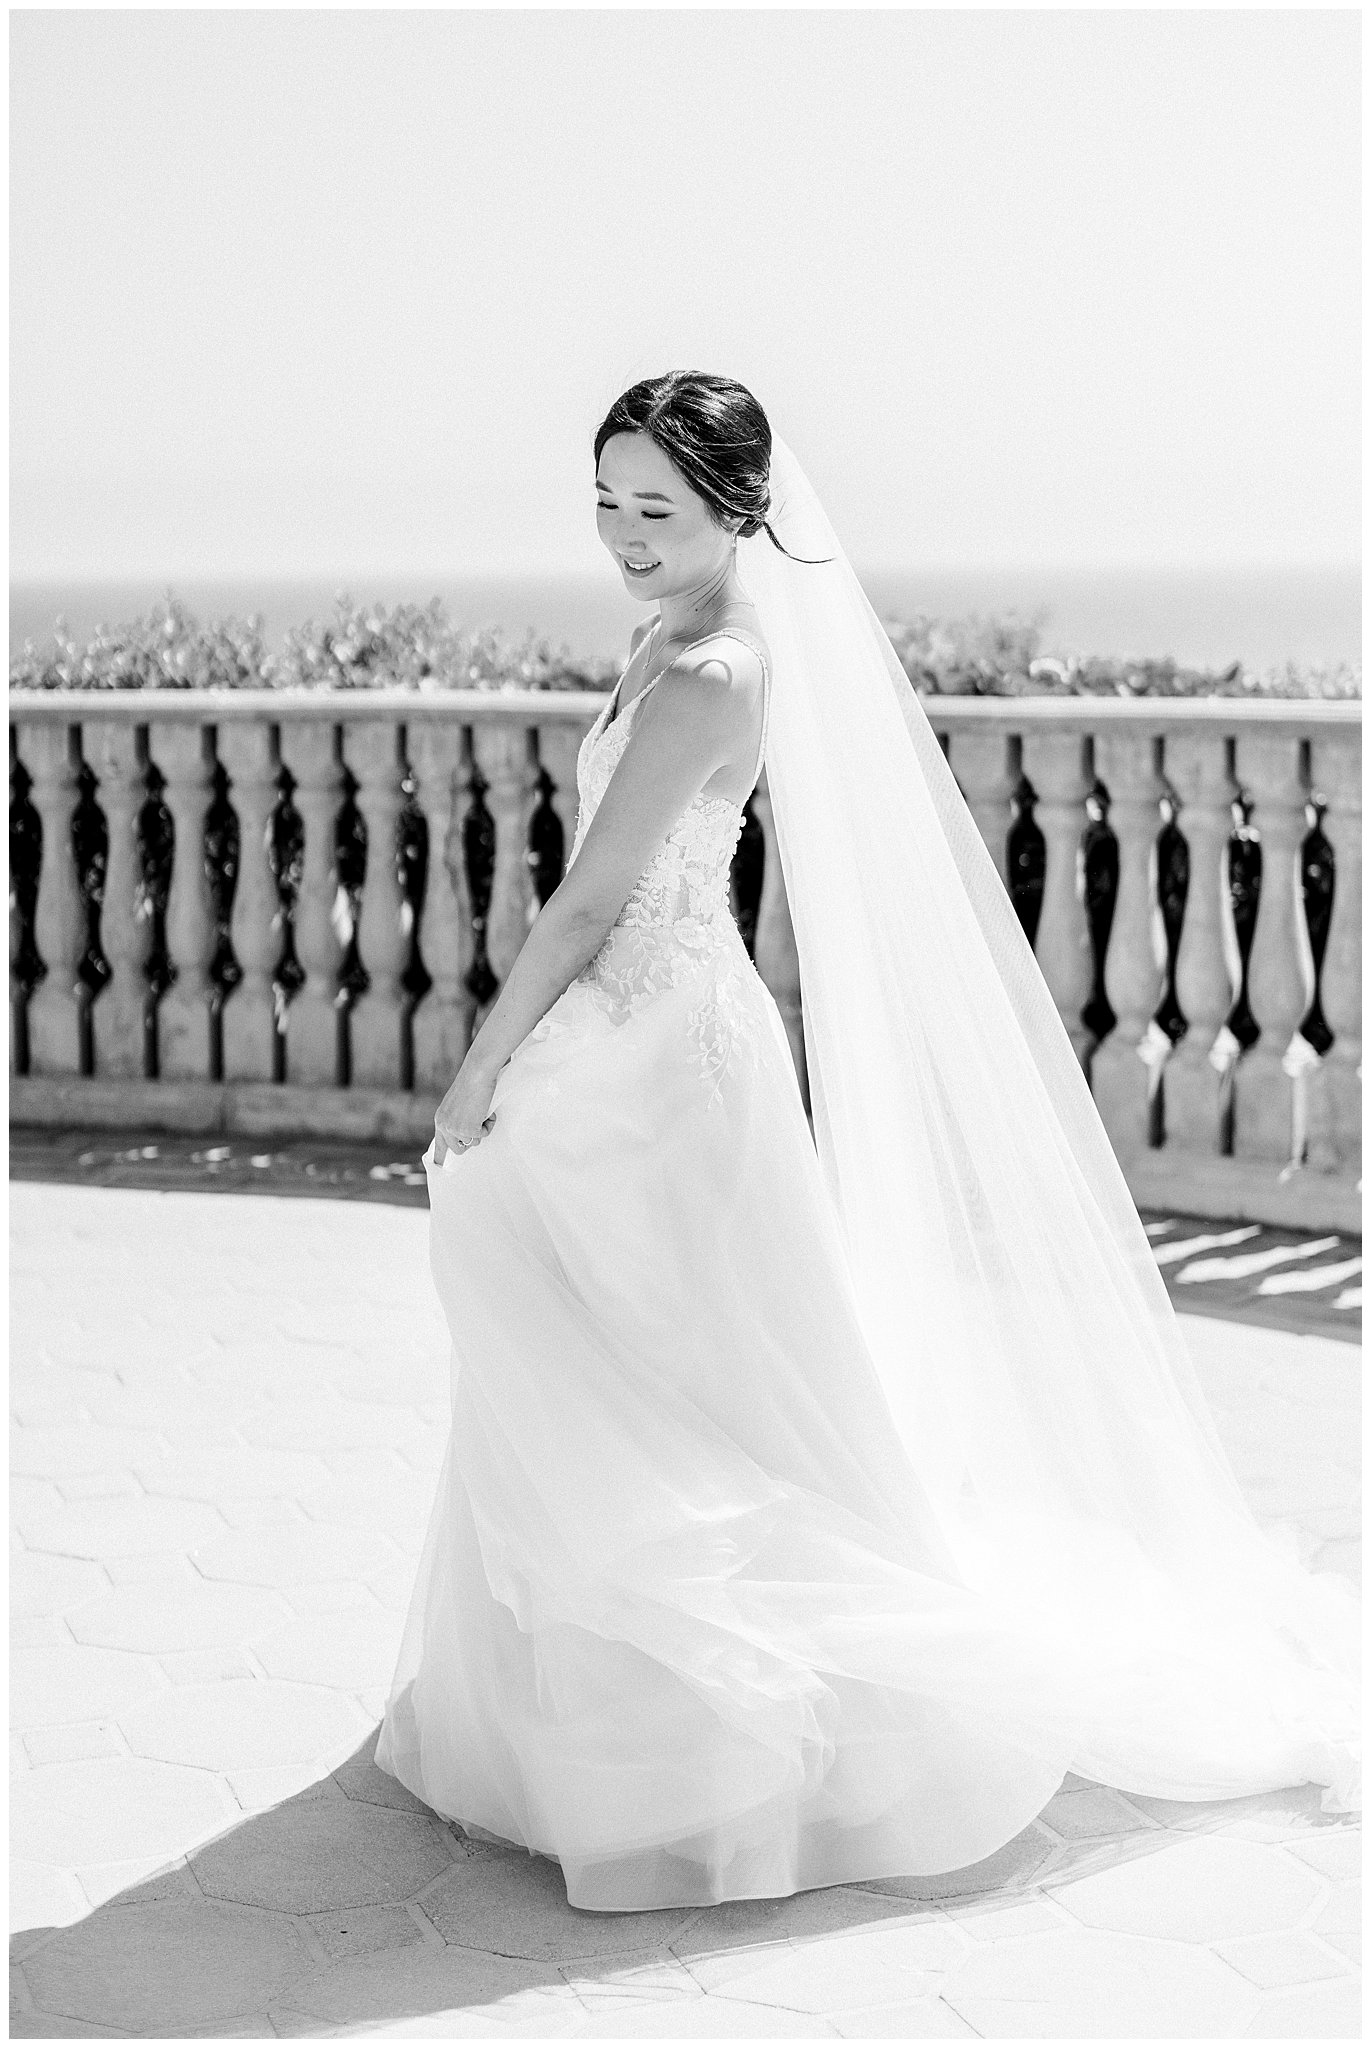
9, 595, 270, 692
881, 608, 1361, 700
8, 589, 1360, 699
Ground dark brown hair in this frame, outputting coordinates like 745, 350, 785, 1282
594, 372, 823, 561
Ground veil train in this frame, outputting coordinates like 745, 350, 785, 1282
739, 438, 1359, 1812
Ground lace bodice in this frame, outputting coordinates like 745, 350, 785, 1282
563, 630, 770, 1020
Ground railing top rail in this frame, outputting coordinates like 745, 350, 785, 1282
5, 687, 613, 727
6, 685, 1361, 733
922, 695, 1362, 734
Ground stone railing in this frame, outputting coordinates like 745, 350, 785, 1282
9, 689, 1361, 1230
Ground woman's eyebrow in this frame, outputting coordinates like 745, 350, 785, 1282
594, 480, 675, 503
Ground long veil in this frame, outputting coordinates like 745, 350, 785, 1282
739, 437, 1359, 1812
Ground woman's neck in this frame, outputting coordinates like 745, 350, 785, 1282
655, 556, 750, 642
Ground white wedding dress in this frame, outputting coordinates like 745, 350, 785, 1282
374, 619, 1357, 1913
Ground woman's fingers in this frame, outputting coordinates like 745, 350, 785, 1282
432, 1112, 496, 1164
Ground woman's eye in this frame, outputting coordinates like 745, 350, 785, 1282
642, 512, 669, 522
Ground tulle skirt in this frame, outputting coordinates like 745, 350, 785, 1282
375, 931, 1359, 1911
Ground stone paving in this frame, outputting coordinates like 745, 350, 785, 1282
9, 1164, 1362, 2039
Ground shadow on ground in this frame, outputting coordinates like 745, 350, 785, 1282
20, 1729, 1345, 2040
12, 1124, 1360, 1343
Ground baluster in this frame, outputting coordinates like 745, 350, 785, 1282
536, 720, 587, 887
151, 722, 218, 1079
471, 720, 539, 1017
1090, 732, 1165, 1155
1232, 733, 1310, 1163
278, 721, 345, 1085
346, 719, 409, 1088
526, 756, 566, 910
752, 768, 808, 1111
1309, 730, 1361, 1175
88, 721, 151, 1077
948, 728, 1019, 884
219, 721, 282, 1081
410, 723, 474, 1094
1164, 734, 1239, 1153
11, 734, 45, 1077
25, 721, 86, 1076
1021, 731, 1094, 1066
10, 736, 25, 1075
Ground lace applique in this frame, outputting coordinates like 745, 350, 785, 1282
687, 959, 763, 1109
565, 697, 752, 1028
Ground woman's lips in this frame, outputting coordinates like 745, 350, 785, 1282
621, 556, 659, 577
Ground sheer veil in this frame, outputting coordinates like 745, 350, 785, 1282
738, 436, 1359, 1811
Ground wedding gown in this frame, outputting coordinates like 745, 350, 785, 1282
375, 621, 1358, 1913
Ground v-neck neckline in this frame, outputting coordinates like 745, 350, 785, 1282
603, 619, 749, 732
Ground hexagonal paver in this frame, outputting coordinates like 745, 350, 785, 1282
121, 1678, 370, 1770
298, 1466, 435, 1533
1285, 1829, 1360, 1881
239, 1401, 413, 1453
133, 1444, 332, 1502
569, 1994, 837, 2037
193, 1794, 453, 1912
681, 1917, 965, 2013
9, 1859, 88, 1937
11, 1479, 66, 1523
81, 1376, 259, 1441
563, 1951, 707, 2012
1045, 1835, 1321, 1943
10, 1423, 168, 1480
19, 1497, 226, 1561
10, 1644, 168, 1732
333, 1744, 436, 1816
191, 1521, 392, 1586
1244, 1975, 1361, 2037
833, 1999, 979, 2038
852, 1822, 1057, 1903
21, 1898, 317, 2032
421, 1845, 698, 1963
11, 1366, 116, 1428
12, 1756, 237, 1868
671, 1883, 917, 1959
1038, 1785, 1157, 1841
302, 1902, 427, 1963
940, 1928, 1260, 2037
11, 1553, 110, 1620
249, 1610, 404, 1691
271, 1943, 563, 2028
1216, 1930, 1355, 1990
67, 1580, 292, 1652
23, 1723, 124, 1768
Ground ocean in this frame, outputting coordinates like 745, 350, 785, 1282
9, 563, 1361, 674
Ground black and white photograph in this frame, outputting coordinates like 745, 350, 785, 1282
9, 5, 1361, 2039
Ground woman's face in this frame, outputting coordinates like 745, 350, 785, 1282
595, 432, 735, 606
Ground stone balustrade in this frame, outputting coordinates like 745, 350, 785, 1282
8, 688, 1362, 1230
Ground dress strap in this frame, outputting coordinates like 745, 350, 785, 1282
700, 627, 771, 790
609, 623, 772, 788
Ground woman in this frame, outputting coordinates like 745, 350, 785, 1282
376, 372, 1358, 1913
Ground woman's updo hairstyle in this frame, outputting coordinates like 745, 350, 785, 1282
594, 371, 824, 562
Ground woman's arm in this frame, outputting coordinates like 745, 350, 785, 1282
433, 650, 761, 1156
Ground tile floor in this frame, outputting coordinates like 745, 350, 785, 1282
9, 1170, 1361, 2039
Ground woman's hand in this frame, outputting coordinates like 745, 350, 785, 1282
433, 1058, 499, 1166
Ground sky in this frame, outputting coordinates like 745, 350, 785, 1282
10, 7, 1360, 583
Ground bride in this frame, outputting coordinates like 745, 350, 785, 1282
375, 371, 1359, 1912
